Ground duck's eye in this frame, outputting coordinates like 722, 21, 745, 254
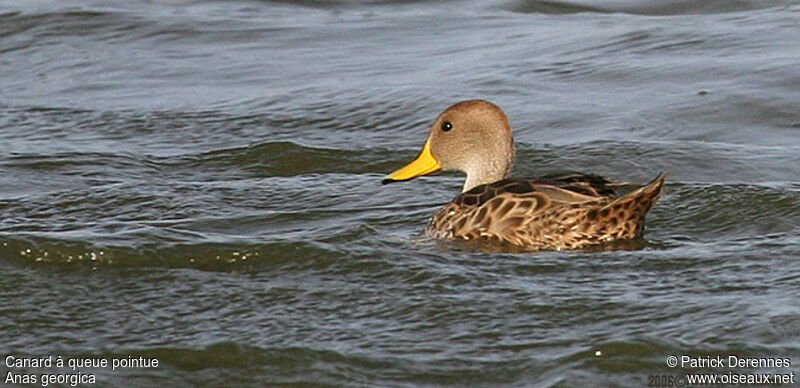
441, 121, 453, 132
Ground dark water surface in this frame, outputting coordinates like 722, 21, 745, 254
2, 0, 800, 386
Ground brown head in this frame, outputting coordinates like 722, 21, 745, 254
382, 100, 516, 192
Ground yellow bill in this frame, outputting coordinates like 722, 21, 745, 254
382, 140, 441, 184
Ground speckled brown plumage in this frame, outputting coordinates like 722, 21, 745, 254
426, 173, 667, 250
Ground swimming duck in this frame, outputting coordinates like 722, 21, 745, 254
382, 99, 666, 251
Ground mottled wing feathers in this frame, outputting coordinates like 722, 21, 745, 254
535, 172, 619, 198
453, 173, 618, 207
454, 179, 537, 206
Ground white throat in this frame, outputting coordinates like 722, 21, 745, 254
460, 158, 510, 192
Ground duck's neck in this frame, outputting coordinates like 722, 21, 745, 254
459, 137, 516, 192
462, 160, 512, 192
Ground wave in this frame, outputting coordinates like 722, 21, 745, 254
504, 0, 799, 15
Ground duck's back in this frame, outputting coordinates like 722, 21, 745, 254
426, 173, 666, 250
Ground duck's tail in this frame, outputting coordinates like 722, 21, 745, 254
610, 172, 668, 207
596, 172, 668, 238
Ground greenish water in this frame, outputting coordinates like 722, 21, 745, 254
1, 0, 800, 386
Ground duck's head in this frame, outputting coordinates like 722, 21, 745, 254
382, 99, 515, 192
